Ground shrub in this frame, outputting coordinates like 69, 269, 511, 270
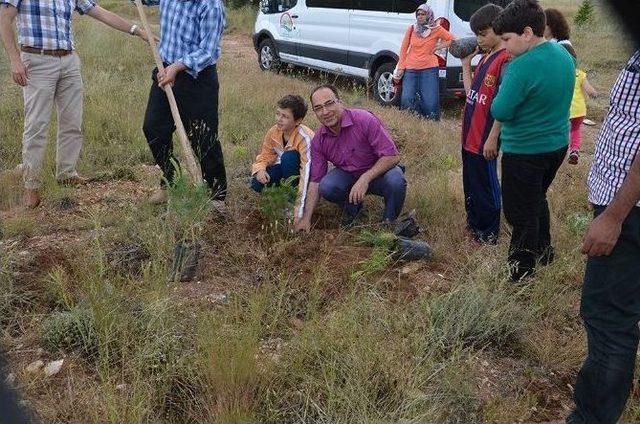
574, 0, 595, 26
259, 176, 297, 226
425, 283, 527, 351
42, 306, 98, 359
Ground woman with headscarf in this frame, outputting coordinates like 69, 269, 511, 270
394, 3, 455, 120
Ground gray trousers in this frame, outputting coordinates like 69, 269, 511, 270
20, 51, 83, 189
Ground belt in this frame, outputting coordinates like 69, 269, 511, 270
20, 46, 73, 57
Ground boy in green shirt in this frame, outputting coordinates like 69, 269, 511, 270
490, 0, 575, 281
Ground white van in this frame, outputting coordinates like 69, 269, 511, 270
253, 0, 496, 106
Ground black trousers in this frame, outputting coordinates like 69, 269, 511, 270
143, 64, 227, 200
568, 207, 640, 424
501, 146, 566, 280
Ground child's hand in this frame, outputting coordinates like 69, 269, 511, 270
589, 90, 599, 99
483, 134, 499, 160
256, 170, 270, 185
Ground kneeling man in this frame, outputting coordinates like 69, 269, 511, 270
295, 85, 406, 232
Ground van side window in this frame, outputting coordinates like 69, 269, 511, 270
394, 0, 421, 13
260, 0, 298, 14
453, 0, 491, 21
307, 0, 351, 9
353, 0, 392, 12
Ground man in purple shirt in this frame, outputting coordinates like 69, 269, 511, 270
295, 85, 407, 232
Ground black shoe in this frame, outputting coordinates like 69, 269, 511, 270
538, 246, 555, 266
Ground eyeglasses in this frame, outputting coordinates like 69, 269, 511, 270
416, 11, 427, 16
312, 99, 339, 113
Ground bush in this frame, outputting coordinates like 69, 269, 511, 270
42, 306, 98, 359
574, 0, 595, 26
425, 283, 526, 351
259, 176, 297, 227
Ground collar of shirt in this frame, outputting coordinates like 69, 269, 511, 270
318, 109, 354, 138
270, 125, 300, 147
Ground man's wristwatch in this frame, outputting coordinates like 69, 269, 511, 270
129, 24, 139, 36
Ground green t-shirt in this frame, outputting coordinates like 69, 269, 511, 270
491, 41, 576, 154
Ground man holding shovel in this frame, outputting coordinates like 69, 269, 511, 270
140, 0, 228, 208
0, 0, 151, 208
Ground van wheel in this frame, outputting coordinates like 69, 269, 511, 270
258, 39, 281, 71
372, 62, 400, 107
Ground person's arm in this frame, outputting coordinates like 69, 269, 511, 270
437, 26, 455, 47
295, 182, 320, 232
581, 76, 598, 99
395, 26, 412, 78
483, 120, 502, 160
349, 113, 401, 204
461, 50, 478, 95
582, 152, 640, 256
349, 155, 400, 205
0, 4, 27, 86
296, 136, 327, 232
294, 128, 314, 221
251, 129, 277, 184
86, 6, 152, 41
490, 65, 526, 122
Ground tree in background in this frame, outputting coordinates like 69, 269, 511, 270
574, 0, 595, 26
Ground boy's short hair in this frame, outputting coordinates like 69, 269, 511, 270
490, 0, 513, 7
470, 3, 504, 34
544, 8, 570, 41
493, 0, 546, 37
278, 94, 308, 120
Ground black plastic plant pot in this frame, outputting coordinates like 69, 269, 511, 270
394, 237, 434, 262
394, 215, 421, 239
170, 240, 201, 282
449, 37, 479, 59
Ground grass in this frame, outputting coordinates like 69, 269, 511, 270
0, 1, 637, 423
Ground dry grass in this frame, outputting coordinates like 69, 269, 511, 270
0, 1, 638, 423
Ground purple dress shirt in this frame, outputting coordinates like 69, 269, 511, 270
309, 109, 399, 183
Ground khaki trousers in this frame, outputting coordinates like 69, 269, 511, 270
21, 51, 84, 189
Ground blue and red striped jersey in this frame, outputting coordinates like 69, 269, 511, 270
462, 49, 511, 155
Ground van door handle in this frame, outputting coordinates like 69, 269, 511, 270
291, 14, 299, 18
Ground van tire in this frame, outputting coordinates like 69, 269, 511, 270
258, 39, 281, 72
372, 62, 400, 107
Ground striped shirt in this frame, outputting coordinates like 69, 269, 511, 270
142, 0, 225, 78
0, 0, 96, 50
588, 50, 640, 207
462, 49, 510, 155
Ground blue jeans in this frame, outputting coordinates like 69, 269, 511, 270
400, 67, 440, 121
250, 151, 300, 192
318, 166, 407, 222
568, 207, 640, 424
462, 149, 501, 243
